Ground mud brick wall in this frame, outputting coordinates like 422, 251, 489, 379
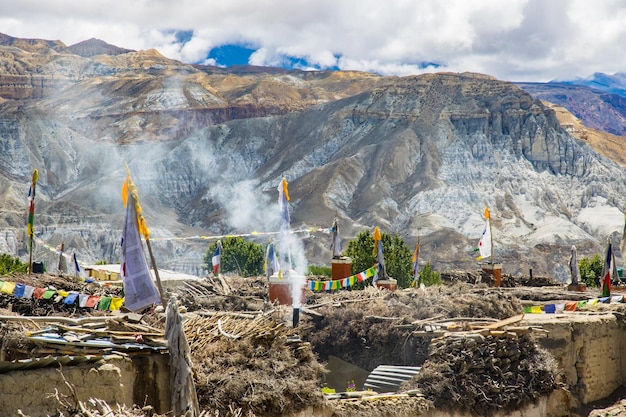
0, 353, 170, 417
523, 312, 626, 410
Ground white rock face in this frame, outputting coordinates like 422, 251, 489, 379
1, 53, 625, 278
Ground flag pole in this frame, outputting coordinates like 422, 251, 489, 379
489, 216, 494, 263
27, 169, 38, 274
124, 164, 166, 307
145, 237, 166, 306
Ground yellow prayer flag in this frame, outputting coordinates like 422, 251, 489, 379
1, 281, 15, 295
121, 174, 129, 208
110, 297, 125, 311
372, 226, 382, 256
412, 243, 420, 263
282, 178, 290, 201
122, 167, 150, 239
484, 207, 490, 219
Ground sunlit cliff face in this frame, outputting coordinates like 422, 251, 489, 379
1, 38, 625, 280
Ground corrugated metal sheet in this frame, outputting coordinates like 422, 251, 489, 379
0, 355, 102, 374
363, 365, 421, 393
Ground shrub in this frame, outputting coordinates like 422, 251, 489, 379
308, 265, 331, 277
0, 254, 28, 275
416, 262, 442, 287
204, 237, 264, 277
344, 229, 413, 288
579, 254, 603, 287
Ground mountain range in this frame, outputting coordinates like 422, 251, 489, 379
1, 33, 626, 280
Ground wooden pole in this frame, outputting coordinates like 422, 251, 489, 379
145, 237, 166, 307
28, 237, 33, 274
27, 169, 38, 274
489, 215, 494, 263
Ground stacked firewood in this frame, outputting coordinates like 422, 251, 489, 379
406, 329, 559, 416
182, 309, 327, 416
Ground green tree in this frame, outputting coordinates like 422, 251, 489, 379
579, 254, 603, 287
0, 254, 28, 275
344, 230, 413, 289
204, 237, 264, 277
308, 265, 331, 277
416, 262, 442, 287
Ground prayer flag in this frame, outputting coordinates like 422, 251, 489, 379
212, 240, 222, 275
85, 295, 100, 308
372, 227, 386, 283
27, 169, 38, 237
79, 294, 89, 307
330, 218, 342, 258
64, 293, 78, 305
120, 173, 161, 311
276, 177, 292, 272
1, 281, 15, 295
42, 289, 56, 300
602, 238, 613, 297
13, 283, 25, 298
98, 296, 112, 311
23, 285, 35, 299
73, 253, 81, 276
265, 241, 280, 278
110, 297, 125, 311
569, 246, 580, 285
412, 242, 420, 285
278, 177, 290, 231
476, 208, 492, 261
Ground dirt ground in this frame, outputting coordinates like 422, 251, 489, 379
1, 271, 625, 416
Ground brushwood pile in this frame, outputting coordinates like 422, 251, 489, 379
0, 272, 568, 417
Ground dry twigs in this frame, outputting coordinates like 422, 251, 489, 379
407, 330, 559, 416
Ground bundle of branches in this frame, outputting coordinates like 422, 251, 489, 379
183, 311, 326, 416
406, 332, 560, 416
171, 276, 270, 313
304, 295, 424, 370
304, 283, 522, 370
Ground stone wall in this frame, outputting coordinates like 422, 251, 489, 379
0, 353, 170, 417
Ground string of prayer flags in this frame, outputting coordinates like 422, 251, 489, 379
307, 265, 378, 292
523, 294, 626, 314
0, 278, 126, 311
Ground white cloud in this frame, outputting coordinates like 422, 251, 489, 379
2, 0, 626, 81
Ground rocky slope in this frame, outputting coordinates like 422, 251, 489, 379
518, 81, 626, 136
1, 33, 626, 279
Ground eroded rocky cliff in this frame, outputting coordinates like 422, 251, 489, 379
0, 33, 625, 279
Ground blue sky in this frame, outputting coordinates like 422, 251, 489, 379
1, 0, 626, 82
